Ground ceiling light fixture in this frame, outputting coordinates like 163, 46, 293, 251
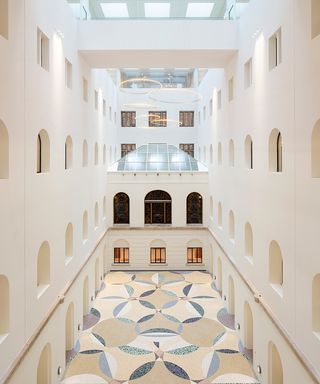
120, 78, 162, 94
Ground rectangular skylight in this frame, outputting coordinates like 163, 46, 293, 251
144, 3, 170, 17
186, 2, 215, 17
101, 3, 129, 18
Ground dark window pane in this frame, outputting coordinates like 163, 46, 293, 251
121, 111, 136, 127
114, 193, 130, 224
186, 193, 203, 224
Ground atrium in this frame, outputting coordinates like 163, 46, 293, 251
0, 0, 320, 383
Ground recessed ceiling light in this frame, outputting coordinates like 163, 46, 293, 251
101, 3, 129, 18
144, 3, 170, 17
186, 2, 215, 17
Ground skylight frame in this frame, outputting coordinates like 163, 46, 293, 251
186, 2, 215, 18
100, 2, 129, 18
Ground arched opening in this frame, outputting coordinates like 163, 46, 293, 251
218, 142, 222, 165
94, 142, 98, 165
187, 239, 203, 264
150, 239, 167, 264
269, 241, 283, 292
210, 144, 213, 164
37, 130, 50, 173
37, 241, 50, 296
312, 274, 320, 333
94, 202, 99, 229
229, 139, 234, 167
95, 259, 100, 294
83, 276, 89, 317
103, 144, 106, 165
0, 275, 9, 337
229, 210, 235, 241
65, 223, 73, 262
145, 190, 171, 224
64, 136, 73, 170
37, 343, 51, 384
103, 196, 106, 219
269, 129, 282, 172
244, 301, 253, 351
113, 192, 130, 224
245, 135, 253, 169
65, 303, 74, 363
245, 222, 253, 260
311, 120, 320, 177
218, 202, 222, 228
228, 275, 235, 316
216, 257, 222, 291
82, 211, 88, 242
0, 120, 9, 178
268, 342, 283, 384
82, 140, 88, 167
186, 192, 203, 224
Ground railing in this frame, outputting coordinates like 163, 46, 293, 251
0, 229, 109, 384
208, 228, 320, 384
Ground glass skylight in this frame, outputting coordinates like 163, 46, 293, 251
110, 144, 207, 172
186, 3, 215, 18
100, 3, 129, 18
145, 3, 171, 17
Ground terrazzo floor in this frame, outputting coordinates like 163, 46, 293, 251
62, 271, 259, 384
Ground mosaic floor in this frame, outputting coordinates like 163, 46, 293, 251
62, 271, 259, 384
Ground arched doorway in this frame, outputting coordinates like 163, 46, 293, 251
145, 190, 171, 224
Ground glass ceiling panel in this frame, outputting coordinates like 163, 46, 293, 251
67, 0, 251, 20
110, 143, 207, 172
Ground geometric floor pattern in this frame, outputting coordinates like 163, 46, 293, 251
62, 271, 259, 384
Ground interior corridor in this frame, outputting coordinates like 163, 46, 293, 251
62, 271, 258, 383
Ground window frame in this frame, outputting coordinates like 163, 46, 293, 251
150, 247, 166, 264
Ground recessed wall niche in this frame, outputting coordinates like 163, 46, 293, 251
312, 0, 320, 39
0, 120, 9, 178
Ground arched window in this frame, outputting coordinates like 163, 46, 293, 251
269, 129, 282, 172
244, 301, 253, 351
311, 120, 320, 177
95, 258, 100, 293
64, 136, 73, 170
210, 144, 213, 164
65, 303, 74, 363
103, 196, 106, 220
218, 142, 222, 165
312, 274, 320, 333
210, 196, 213, 218
186, 192, 203, 224
94, 142, 98, 165
228, 276, 235, 316
0, 120, 9, 178
245, 135, 253, 169
245, 222, 253, 260
103, 144, 106, 165
94, 202, 99, 228
37, 344, 51, 384
82, 140, 88, 167
229, 139, 234, 167
269, 241, 283, 292
114, 192, 130, 224
268, 342, 283, 384
0, 275, 9, 336
82, 211, 88, 242
218, 202, 222, 228
65, 223, 73, 262
216, 257, 222, 291
37, 130, 50, 173
229, 210, 235, 241
145, 190, 171, 224
37, 241, 50, 296
83, 276, 89, 318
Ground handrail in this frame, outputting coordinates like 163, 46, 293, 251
0, 228, 109, 384
208, 228, 320, 384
